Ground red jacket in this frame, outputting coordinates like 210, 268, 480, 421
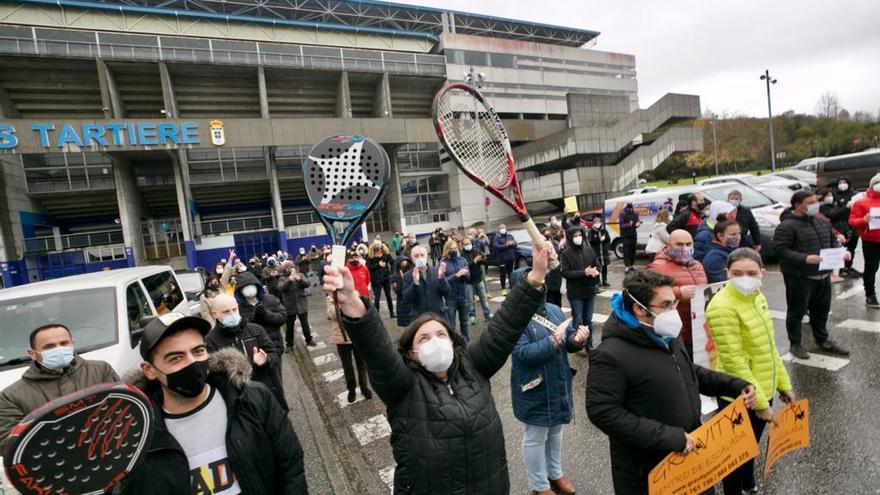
849, 188, 880, 244
347, 261, 371, 298
645, 249, 708, 349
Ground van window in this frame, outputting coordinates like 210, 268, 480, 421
126, 283, 152, 348
703, 184, 773, 209
142, 271, 184, 316
823, 152, 880, 172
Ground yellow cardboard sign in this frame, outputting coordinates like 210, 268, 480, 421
563, 196, 578, 213
764, 399, 810, 476
649, 397, 759, 495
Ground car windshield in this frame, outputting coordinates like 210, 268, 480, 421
703, 184, 775, 208
0, 288, 117, 369
509, 229, 532, 245
176, 273, 204, 293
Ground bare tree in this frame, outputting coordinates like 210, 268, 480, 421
852, 111, 874, 123
816, 90, 840, 119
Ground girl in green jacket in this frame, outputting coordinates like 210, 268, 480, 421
706, 247, 797, 495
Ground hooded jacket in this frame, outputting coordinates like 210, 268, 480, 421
702, 241, 735, 283
234, 271, 288, 350
0, 356, 119, 441
692, 219, 714, 262
773, 207, 840, 278
341, 276, 544, 495
559, 227, 600, 300
849, 186, 880, 243
645, 249, 707, 349
120, 349, 306, 495
586, 294, 748, 495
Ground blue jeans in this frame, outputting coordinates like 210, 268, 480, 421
522, 424, 564, 491
568, 296, 595, 346
447, 299, 469, 338
466, 282, 491, 319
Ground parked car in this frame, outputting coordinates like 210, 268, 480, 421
793, 157, 820, 172
626, 186, 659, 195
817, 149, 880, 191
175, 268, 207, 315
486, 228, 533, 269
772, 170, 817, 189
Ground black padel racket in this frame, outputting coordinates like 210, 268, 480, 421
432, 82, 556, 267
3, 382, 154, 495
303, 133, 390, 286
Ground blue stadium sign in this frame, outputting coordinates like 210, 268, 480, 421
0, 122, 202, 149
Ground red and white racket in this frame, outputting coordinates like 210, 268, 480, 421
432, 82, 554, 266
3, 382, 154, 495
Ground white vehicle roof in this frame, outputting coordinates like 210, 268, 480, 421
697, 174, 755, 185
0, 266, 174, 300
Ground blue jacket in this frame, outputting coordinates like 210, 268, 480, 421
693, 220, 713, 262
442, 255, 470, 302
401, 265, 449, 320
492, 233, 517, 262
702, 242, 734, 283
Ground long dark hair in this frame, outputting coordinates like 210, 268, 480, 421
397, 313, 466, 357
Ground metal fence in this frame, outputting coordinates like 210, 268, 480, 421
199, 215, 275, 235
24, 229, 124, 253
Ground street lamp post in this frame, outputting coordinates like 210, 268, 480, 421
465, 66, 491, 229
708, 113, 719, 175
760, 69, 778, 172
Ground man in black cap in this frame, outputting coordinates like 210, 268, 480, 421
121, 312, 306, 495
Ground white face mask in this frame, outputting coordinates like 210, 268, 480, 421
499, 229, 507, 235
873, 183, 880, 193
417, 336, 454, 373
838, 183, 849, 191
241, 285, 258, 298
651, 309, 683, 338
464, 245, 473, 252
806, 203, 820, 216
572, 236, 583, 246
730, 276, 762, 296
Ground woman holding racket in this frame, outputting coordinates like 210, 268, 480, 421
323, 242, 555, 494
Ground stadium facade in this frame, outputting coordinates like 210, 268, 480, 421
0, 0, 701, 286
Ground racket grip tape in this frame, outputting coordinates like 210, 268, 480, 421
522, 217, 560, 270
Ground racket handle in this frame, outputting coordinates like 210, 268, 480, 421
522, 217, 560, 270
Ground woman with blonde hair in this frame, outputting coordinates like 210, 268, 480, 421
441, 238, 471, 340
645, 209, 671, 262
366, 240, 396, 318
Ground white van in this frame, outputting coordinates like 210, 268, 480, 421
0, 266, 195, 392
603, 183, 784, 258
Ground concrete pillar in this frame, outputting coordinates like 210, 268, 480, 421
0, 87, 19, 118
373, 72, 392, 118
0, 156, 46, 286
96, 58, 126, 119
257, 66, 270, 119
158, 62, 179, 118
169, 151, 197, 268
264, 147, 287, 249
383, 145, 407, 233
336, 71, 352, 118
110, 155, 146, 267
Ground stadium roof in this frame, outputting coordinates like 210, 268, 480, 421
69, 0, 601, 47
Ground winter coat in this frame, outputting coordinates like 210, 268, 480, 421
367, 250, 394, 284
441, 255, 470, 302
234, 271, 288, 351
619, 208, 640, 239
393, 256, 414, 327
296, 254, 311, 274
821, 201, 853, 238
706, 284, 792, 411
0, 356, 118, 441
543, 240, 563, 293
120, 348, 306, 495
773, 208, 840, 278
277, 271, 310, 315
510, 299, 585, 427
702, 242, 735, 283
587, 226, 611, 265
560, 227, 599, 300
645, 250, 707, 349
645, 222, 669, 254
667, 207, 702, 237
849, 188, 880, 243
347, 261, 371, 298
692, 219, 713, 262
586, 295, 748, 495
401, 266, 449, 321
341, 276, 545, 495
464, 249, 487, 285
733, 205, 762, 248
492, 233, 517, 262
326, 297, 350, 345
205, 319, 285, 409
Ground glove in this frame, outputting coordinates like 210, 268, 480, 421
254, 304, 267, 320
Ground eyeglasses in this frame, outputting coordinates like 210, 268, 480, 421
649, 300, 679, 312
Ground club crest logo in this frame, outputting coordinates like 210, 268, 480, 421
209, 120, 225, 146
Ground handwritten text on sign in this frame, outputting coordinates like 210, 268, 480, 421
764, 399, 810, 476
649, 397, 759, 495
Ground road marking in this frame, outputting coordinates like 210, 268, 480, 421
781, 352, 849, 371
560, 307, 571, 313
838, 319, 880, 333
485, 277, 498, 282
836, 285, 865, 300
491, 296, 506, 303
769, 310, 787, 320
592, 313, 609, 323
313, 353, 337, 366
351, 414, 391, 446
335, 388, 368, 408
597, 290, 620, 298
308, 342, 328, 352
378, 466, 395, 493
322, 369, 345, 383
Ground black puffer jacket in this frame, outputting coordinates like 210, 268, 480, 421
544, 239, 563, 293
773, 207, 840, 278
559, 227, 599, 300
342, 277, 544, 495
586, 304, 747, 494
120, 349, 307, 495
235, 271, 288, 350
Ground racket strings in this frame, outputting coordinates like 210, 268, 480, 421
435, 88, 511, 188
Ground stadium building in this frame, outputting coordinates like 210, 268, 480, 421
0, 0, 702, 286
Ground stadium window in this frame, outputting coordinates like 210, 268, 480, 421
488, 53, 515, 68
463, 51, 489, 66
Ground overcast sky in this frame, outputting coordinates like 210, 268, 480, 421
406, 0, 880, 118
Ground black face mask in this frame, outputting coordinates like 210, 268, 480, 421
161, 360, 209, 398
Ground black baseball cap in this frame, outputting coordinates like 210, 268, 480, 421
139, 312, 212, 360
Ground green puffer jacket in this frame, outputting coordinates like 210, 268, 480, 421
705, 284, 792, 410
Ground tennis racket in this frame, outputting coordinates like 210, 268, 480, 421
432, 82, 555, 267
3, 382, 154, 495
303, 133, 390, 287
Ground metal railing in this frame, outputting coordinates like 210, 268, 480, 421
199, 215, 275, 235
24, 229, 124, 253
283, 211, 321, 226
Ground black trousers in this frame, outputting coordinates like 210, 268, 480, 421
499, 259, 515, 289
372, 278, 395, 315
863, 240, 880, 298
546, 289, 562, 307
337, 344, 369, 393
844, 232, 859, 269
717, 398, 770, 494
783, 274, 831, 346
285, 312, 312, 346
622, 237, 637, 267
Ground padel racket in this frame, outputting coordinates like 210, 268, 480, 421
432, 82, 556, 267
3, 382, 154, 495
303, 133, 390, 287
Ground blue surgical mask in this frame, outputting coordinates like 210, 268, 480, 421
221, 313, 242, 328
415, 258, 428, 269
40, 346, 75, 370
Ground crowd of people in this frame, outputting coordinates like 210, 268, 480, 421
0, 173, 877, 494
